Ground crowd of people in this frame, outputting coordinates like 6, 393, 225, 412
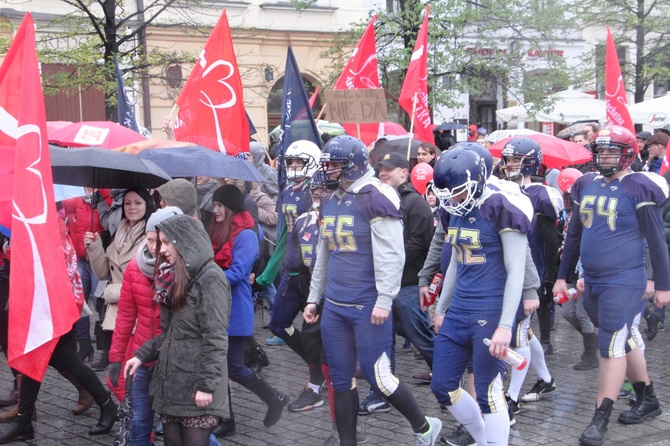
0, 119, 668, 446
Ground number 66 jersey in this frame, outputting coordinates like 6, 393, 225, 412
571, 171, 669, 286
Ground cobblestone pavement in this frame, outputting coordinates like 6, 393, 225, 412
0, 307, 669, 445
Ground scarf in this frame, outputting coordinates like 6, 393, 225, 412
212, 211, 255, 269
114, 218, 146, 256
136, 240, 156, 278
154, 261, 175, 307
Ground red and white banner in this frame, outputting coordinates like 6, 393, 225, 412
0, 13, 80, 381
399, 6, 432, 145
174, 9, 249, 156
605, 26, 635, 135
333, 15, 382, 145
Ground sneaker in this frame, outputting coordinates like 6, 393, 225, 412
359, 390, 391, 415
506, 393, 520, 415
540, 341, 554, 355
403, 339, 413, 351
287, 388, 324, 412
414, 416, 442, 446
440, 424, 475, 446
412, 371, 432, 384
520, 378, 557, 402
618, 379, 634, 399
658, 322, 666, 332
265, 336, 285, 346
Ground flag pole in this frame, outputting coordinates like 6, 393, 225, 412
407, 92, 418, 160
357, 123, 361, 140
315, 103, 327, 122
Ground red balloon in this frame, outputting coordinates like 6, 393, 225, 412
411, 163, 433, 195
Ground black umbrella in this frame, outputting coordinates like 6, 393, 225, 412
434, 122, 467, 131
114, 375, 133, 446
50, 146, 172, 189
370, 137, 423, 165
136, 146, 266, 183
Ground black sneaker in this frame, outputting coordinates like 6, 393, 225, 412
506, 393, 520, 414
440, 424, 476, 446
521, 378, 557, 402
287, 388, 323, 412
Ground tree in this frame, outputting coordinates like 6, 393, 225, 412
318, 0, 578, 124
578, 0, 670, 103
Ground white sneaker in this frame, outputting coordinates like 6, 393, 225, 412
414, 416, 442, 446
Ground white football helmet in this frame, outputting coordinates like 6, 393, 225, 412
284, 140, 322, 181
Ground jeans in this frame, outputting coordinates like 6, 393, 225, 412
228, 336, 253, 383
75, 258, 99, 342
392, 286, 435, 368
129, 365, 153, 446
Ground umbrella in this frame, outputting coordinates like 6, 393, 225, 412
488, 134, 593, 169
114, 375, 133, 446
50, 146, 172, 188
485, 128, 542, 144
46, 120, 73, 139
381, 122, 408, 136
434, 122, 467, 131
556, 122, 598, 139
628, 93, 670, 127
49, 121, 145, 149
496, 104, 534, 125
114, 138, 194, 154
137, 146, 266, 183
534, 89, 606, 124
369, 137, 422, 165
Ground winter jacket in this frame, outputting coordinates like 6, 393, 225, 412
135, 215, 230, 419
249, 142, 279, 201
248, 184, 278, 243
109, 258, 160, 364
62, 197, 104, 259
87, 220, 146, 330
221, 229, 258, 336
397, 181, 434, 287
157, 179, 200, 218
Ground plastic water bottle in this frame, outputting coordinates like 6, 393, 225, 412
483, 338, 527, 370
553, 288, 578, 305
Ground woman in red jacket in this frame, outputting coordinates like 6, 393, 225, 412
107, 207, 182, 445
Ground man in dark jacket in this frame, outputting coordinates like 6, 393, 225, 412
358, 153, 436, 414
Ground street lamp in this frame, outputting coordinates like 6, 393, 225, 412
264, 64, 274, 82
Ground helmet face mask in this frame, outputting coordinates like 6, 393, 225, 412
433, 148, 486, 217
283, 140, 322, 182
316, 136, 370, 190
591, 126, 638, 177
500, 138, 542, 180
434, 179, 481, 217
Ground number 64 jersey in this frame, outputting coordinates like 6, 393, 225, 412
571, 172, 669, 286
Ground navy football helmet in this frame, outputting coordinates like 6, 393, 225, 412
591, 125, 639, 177
433, 148, 487, 216
317, 136, 370, 190
500, 137, 543, 180
451, 142, 493, 179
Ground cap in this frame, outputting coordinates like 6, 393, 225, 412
377, 152, 410, 170
636, 131, 652, 141
646, 132, 669, 148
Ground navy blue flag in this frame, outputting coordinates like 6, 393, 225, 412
277, 46, 322, 191
246, 111, 257, 136
114, 55, 139, 132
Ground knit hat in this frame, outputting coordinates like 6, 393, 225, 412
212, 185, 246, 213
146, 206, 183, 233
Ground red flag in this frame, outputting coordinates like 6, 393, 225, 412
399, 6, 432, 144
605, 26, 635, 135
174, 10, 249, 156
0, 13, 80, 381
333, 15, 382, 145
308, 85, 321, 109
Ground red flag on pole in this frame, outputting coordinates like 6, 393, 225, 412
0, 13, 80, 381
174, 10, 249, 156
605, 26, 635, 135
399, 6, 432, 145
333, 15, 382, 145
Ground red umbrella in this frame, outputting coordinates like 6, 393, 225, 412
382, 122, 408, 136
489, 134, 592, 169
49, 121, 145, 149
46, 120, 73, 139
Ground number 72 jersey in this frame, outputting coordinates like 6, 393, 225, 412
571, 171, 669, 285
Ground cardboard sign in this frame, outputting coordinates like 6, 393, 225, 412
323, 88, 388, 123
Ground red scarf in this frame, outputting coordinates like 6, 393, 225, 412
212, 211, 255, 269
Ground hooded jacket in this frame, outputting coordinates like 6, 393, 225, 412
135, 215, 231, 419
157, 179, 200, 218
249, 142, 279, 200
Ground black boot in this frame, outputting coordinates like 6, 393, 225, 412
77, 338, 95, 363
574, 332, 599, 370
618, 382, 661, 424
212, 383, 235, 437
241, 373, 288, 427
88, 394, 118, 436
89, 350, 109, 372
579, 398, 613, 446
0, 413, 34, 444
244, 345, 270, 374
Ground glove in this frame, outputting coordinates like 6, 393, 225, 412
108, 362, 122, 388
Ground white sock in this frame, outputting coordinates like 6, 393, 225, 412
446, 390, 487, 445
529, 336, 552, 382
507, 346, 530, 401
483, 410, 510, 445
307, 382, 320, 393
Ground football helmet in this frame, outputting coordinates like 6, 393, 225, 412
317, 136, 370, 190
557, 168, 582, 194
452, 142, 493, 179
591, 125, 639, 177
433, 148, 487, 216
283, 140, 322, 181
500, 137, 543, 180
